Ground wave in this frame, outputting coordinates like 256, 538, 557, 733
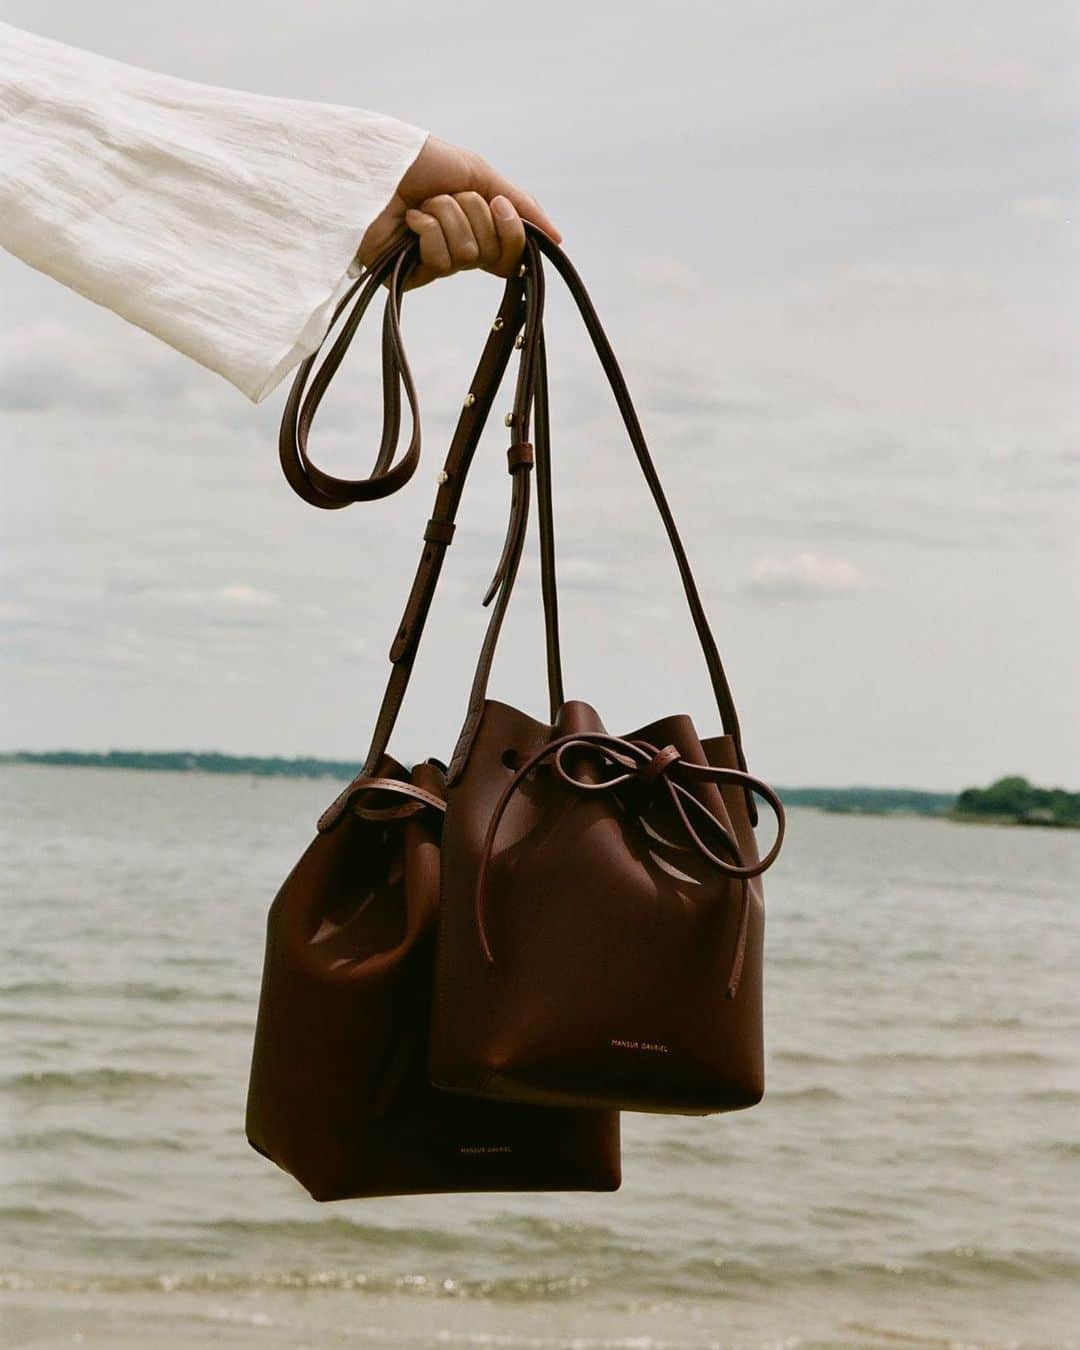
638, 1136, 731, 1165
0, 1204, 93, 1229
925, 1014, 1028, 1031
0, 979, 247, 1005
4, 1177, 126, 1202
493, 1214, 627, 1245
764, 1084, 845, 1103
2, 1067, 207, 1099
0, 1008, 253, 1034
840, 1319, 1014, 1348
848, 1048, 1056, 1068
4, 1243, 1077, 1302
903, 1244, 1080, 1286
1037, 1139, 1080, 1159
773, 1046, 1054, 1069
1030, 1086, 1080, 1103
0, 1266, 594, 1303
195, 1216, 470, 1255
3, 1127, 190, 1154
772, 1048, 841, 1065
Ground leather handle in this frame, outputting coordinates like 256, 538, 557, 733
275, 235, 566, 776
359, 276, 529, 774
359, 258, 560, 776
277, 225, 752, 822
279, 237, 421, 507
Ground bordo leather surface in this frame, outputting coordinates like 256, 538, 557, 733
245, 758, 620, 1200
252, 221, 784, 1196
430, 702, 769, 1115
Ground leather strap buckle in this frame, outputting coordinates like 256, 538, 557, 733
423, 518, 456, 546
507, 442, 534, 472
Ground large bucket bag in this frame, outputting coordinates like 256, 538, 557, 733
246, 237, 621, 1199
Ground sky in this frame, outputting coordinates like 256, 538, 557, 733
1, 0, 1076, 790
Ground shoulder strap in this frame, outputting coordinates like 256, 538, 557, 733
448, 225, 756, 821
277, 227, 752, 819
530, 227, 748, 779
359, 263, 542, 775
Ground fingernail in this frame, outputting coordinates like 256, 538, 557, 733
491, 195, 514, 221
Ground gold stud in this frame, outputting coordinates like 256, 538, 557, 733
437, 470, 449, 485
517, 264, 527, 277
504, 412, 514, 427
514, 333, 525, 349
492, 316, 504, 331
463, 392, 476, 408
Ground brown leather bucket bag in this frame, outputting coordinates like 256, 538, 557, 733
427, 228, 786, 1116
246, 240, 621, 1199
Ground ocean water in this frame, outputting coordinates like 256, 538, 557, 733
1, 764, 1077, 1349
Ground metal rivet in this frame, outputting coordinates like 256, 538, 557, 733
514, 333, 525, 349
437, 470, 449, 485
517, 264, 527, 277
463, 392, 476, 408
504, 412, 514, 427
492, 317, 504, 331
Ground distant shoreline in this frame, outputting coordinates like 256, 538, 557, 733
4, 752, 1077, 828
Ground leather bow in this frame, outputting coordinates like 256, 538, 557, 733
474, 731, 785, 993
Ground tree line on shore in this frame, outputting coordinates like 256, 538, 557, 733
2, 753, 1077, 827
953, 775, 1080, 827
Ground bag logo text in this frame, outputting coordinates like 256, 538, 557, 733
610, 1037, 669, 1054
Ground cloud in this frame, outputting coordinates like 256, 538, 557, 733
215, 584, 279, 608
0, 321, 191, 413
628, 257, 701, 292
0, 318, 258, 435
554, 557, 618, 591
839, 262, 962, 290
1012, 196, 1071, 222
743, 552, 868, 600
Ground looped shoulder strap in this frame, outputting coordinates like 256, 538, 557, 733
276, 235, 557, 786
278, 237, 421, 507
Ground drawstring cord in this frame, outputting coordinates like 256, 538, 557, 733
474, 731, 785, 995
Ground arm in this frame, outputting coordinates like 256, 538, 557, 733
0, 23, 558, 403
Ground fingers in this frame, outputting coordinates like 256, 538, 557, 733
490, 195, 526, 277
421, 193, 480, 270
456, 191, 502, 270
403, 206, 452, 287
402, 191, 526, 288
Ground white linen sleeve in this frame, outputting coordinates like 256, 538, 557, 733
0, 22, 428, 402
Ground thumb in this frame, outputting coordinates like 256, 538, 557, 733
356, 198, 408, 269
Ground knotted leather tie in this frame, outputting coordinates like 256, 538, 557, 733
474, 732, 786, 996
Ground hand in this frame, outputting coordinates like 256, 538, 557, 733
357, 135, 561, 289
